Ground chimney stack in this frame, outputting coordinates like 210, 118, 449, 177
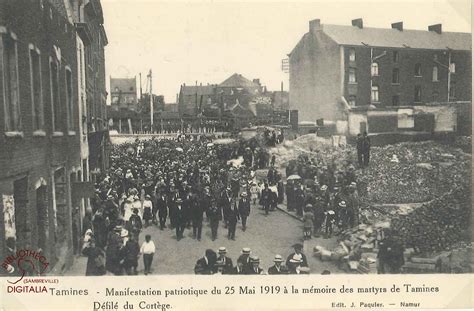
309, 19, 321, 33
428, 24, 442, 34
391, 22, 403, 31
352, 18, 363, 29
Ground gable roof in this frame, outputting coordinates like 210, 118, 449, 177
321, 24, 471, 51
180, 85, 216, 96
219, 73, 260, 89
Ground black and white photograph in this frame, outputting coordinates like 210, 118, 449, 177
0, 0, 472, 280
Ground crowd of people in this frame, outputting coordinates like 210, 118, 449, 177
81, 134, 274, 275
283, 152, 361, 239
193, 244, 319, 275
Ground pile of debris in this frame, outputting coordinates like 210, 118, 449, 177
402, 242, 473, 273
313, 222, 389, 274
359, 141, 471, 204
270, 134, 352, 173
391, 186, 471, 253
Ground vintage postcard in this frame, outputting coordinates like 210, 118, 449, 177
0, 0, 472, 310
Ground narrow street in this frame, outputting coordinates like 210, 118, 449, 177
66, 203, 340, 275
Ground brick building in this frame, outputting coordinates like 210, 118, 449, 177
0, 0, 108, 273
289, 19, 471, 130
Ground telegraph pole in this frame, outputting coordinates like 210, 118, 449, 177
149, 69, 153, 131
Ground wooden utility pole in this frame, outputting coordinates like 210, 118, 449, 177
149, 69, 153, 131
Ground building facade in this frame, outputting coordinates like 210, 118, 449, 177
0, 0, 83, 271
289, 19, 472, 126
0, 0, 108, 272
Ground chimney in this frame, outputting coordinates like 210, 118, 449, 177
309, 19, 321, 33
428, 24, 442, 34
352, 18, 363, 29
391, 22, 403, 31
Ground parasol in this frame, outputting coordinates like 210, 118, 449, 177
287, 174, 302, 180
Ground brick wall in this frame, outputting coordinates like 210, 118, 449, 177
0, 0, 81, 271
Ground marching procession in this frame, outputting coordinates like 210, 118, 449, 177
79, 128, 367, 276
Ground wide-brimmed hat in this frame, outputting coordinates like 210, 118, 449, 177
145, 194, 151, 199
176, 198, 182, 203
114, 225, 123, 232
218, 247, 227, 254
339, 201, 347, 207
320, 185, 328, 191
250, 255, 260, 263
273, 254, 284, 262
349, 182, 357, 188
289, 254, 303, 263
242, 247, 251, 254
241, 192, 248, 197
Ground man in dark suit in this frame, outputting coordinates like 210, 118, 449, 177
286, 243, 308, 267
237, 248, 252, 273
208, 203, 220, 241
156, 192, 167, 230
227, 200, 240, 240
220, 187, 232, 228
168, 188, 179, 229
191, 193, 204, 240
200, 187, 212, 221
238, 192, 251, 231
230, 259, 246, 275
216, 247, 233, 274
260, 183, 272, 215
268, 254, 287, 275
247, 256, 264, 274
194, 249, 217, 275
175, 198, 186, 241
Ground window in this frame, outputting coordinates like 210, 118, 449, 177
1, 32, 21, 132
414, 63, 422, 76
29, 45, 43, 131
392, 95, 400, 106
50, 57, 61, 132
348, 68, 357, 83
393, 51, 399, 63
414, 85, 422, 102
371, 85, 379, 102
349, 48, 356, 62
348, 96, 356, 107
432, 66, 439, 82
449, 81, 456, 99
392, 68, 400, 84
450, 62, 456, 74
65, 67, 74, 131
371, 63, 379, 76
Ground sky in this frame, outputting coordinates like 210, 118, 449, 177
101, 0, 471, 104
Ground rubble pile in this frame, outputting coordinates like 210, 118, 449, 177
391, 186, 471, 253
270, 134, 352, 173
313, 223, 389, 274
359, 141, 471, 204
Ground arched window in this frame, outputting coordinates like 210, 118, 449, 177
371, 85, 379, 102
432, 66, 439, 82
371, 63, 379, 76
